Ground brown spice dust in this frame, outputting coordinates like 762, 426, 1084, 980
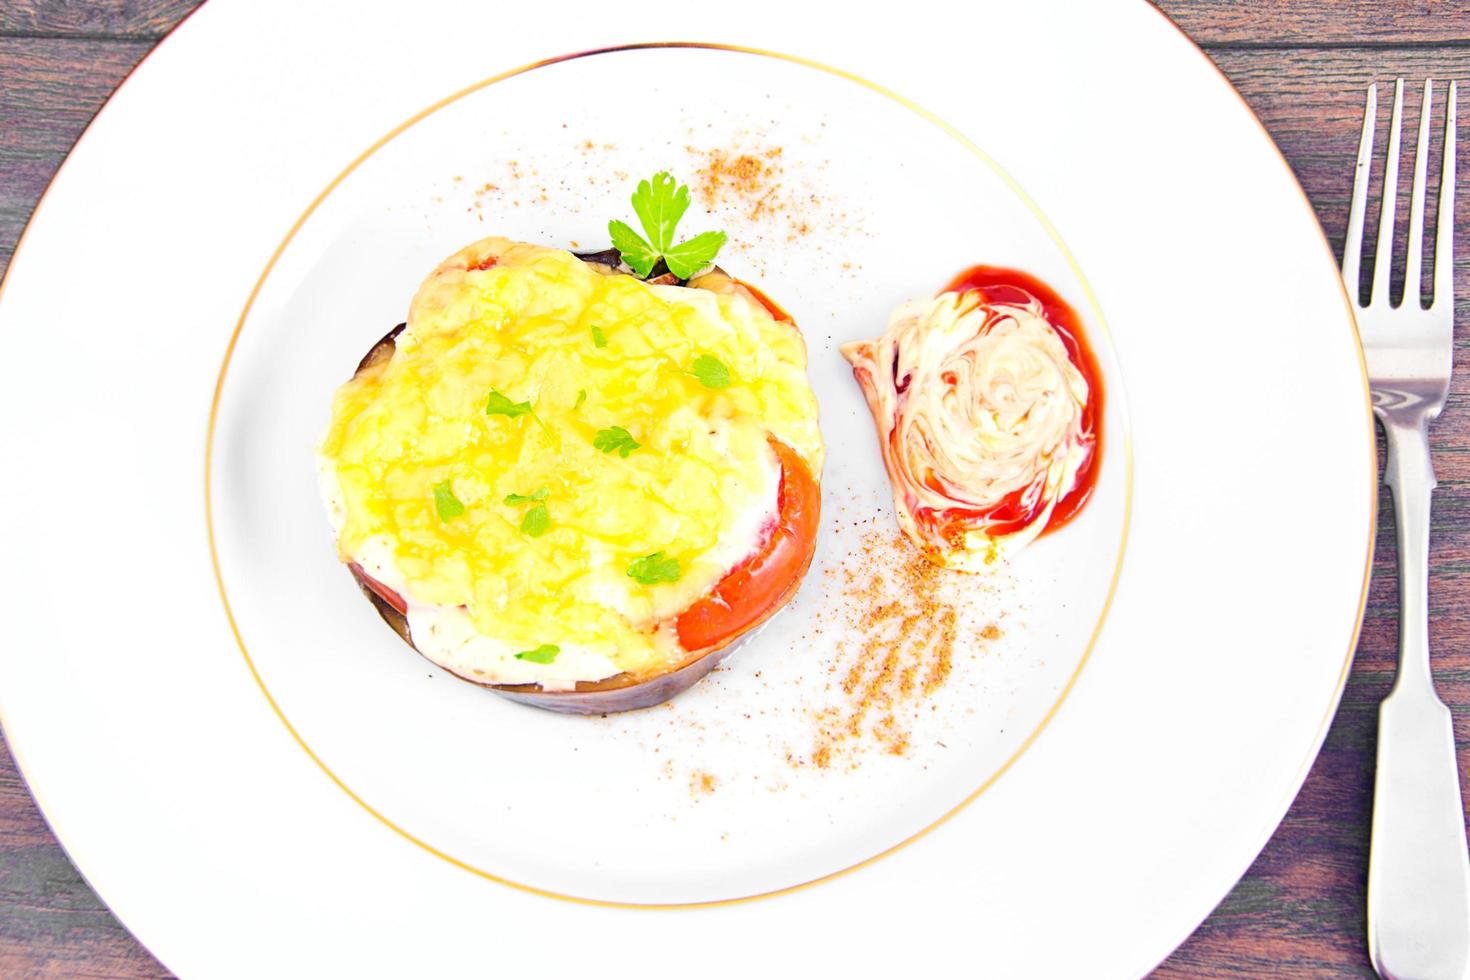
804, 530, 1000, 770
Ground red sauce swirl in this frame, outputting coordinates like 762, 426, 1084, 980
938, 266, 1103, 537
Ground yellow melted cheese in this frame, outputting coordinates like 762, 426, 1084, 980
319, 238, 822, 678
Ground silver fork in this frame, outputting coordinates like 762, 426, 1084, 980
1345, 78, 1469, 980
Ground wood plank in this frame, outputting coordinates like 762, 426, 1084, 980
0, 740, 169, 977
0, 38, 151, 284
1154, 0, 1470, 47
0, 0, 203, 39
4, 0, 1466, 47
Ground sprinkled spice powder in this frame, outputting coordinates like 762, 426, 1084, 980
683, 136, 865, 272
802, 529, 1003, 770
689, 146, 787, 221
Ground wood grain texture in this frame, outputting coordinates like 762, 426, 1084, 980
0, 38, 151, 279
1155, 0, 1470, 47
0, 743, 168, 978
0, 0, 203, 39
0, 3, 1468, 977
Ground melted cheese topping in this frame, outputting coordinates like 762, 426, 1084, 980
319, 238, 822, 685
841, 289, 1090, 569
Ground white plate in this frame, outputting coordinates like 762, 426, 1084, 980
0, 1, 1372, 976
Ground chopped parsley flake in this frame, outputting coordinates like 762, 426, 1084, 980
432, 480, 465, 521
514, 644, 559, 664
627, 551, 681, 585
485, 390, 534, 417
504, 487, 550, 504
593, 426, 641, 458
691, 354, 732, 389
520, 503, 550, 537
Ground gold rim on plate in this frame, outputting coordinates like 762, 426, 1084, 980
205, 41, 1136, 909
0, 2, 1374, 964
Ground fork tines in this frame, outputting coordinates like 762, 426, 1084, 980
1343, 78, 1456, 311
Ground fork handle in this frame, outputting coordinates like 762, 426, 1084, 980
1369, 416, 1470, 980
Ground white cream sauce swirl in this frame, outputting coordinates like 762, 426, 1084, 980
841, 288, 1092, 568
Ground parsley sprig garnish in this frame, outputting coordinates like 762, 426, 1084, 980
609, 172, 726, 280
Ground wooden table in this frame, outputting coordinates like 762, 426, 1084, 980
1, 1, 1467, 975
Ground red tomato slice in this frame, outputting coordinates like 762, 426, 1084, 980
351, 562, 408, 615
675, 439, 821, 652
732, 277, 793, 324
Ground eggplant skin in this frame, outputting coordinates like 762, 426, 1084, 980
350, 559, 752, 715
355, 322, 404, 375
337, 263, 816, 715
